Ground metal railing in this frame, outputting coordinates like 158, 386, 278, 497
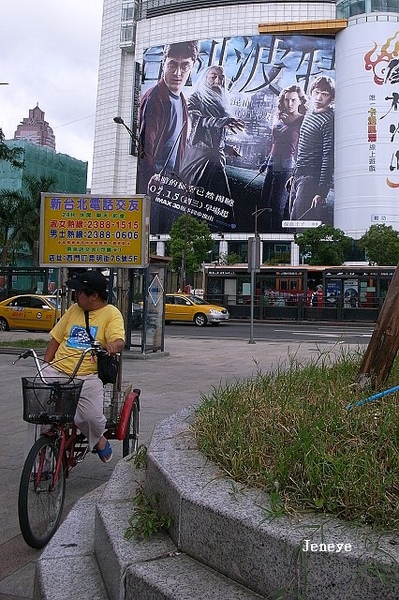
206, 293, 383, 322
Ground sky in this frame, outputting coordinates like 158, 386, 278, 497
0, 0, 104, 186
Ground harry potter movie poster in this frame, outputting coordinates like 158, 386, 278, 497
137, 35, 336, 234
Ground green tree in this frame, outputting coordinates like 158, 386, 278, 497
0, 174, 57, 265
358, 224, 399, 266
0, 128, 24, 169
168, 215, 214, 286
295, 225, 352, 265
0, 194, 22, 265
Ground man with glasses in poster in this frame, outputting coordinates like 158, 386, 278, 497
138, 40, 199, 233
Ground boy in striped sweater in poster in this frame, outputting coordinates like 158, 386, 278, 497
288, 76, 335, 224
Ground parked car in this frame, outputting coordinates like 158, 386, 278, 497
0, 294, 61, 332
165, 294, 229, 327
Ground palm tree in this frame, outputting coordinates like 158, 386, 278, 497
0, 193, 22, 265
0, 128, 24, 169
0, 174, 57, 265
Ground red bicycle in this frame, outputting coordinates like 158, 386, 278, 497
15, 344, 140, 548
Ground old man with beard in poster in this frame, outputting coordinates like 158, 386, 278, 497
179, 65, 245, 227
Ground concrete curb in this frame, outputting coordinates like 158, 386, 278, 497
145, 408, 399, 600
35, 408, 399, 600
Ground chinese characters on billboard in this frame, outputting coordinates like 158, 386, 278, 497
137, 35, 336, 234
40, 194, 149, 268
335, 23, 399, 235
364, 29, 399, 212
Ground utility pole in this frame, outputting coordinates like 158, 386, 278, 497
248, 206, 271, 344
171, 172, 191, 292
181, 208, 189, 291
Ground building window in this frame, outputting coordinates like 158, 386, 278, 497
120, 24, 134, 44
336, 0, 399, 18
122, 2, 134, 21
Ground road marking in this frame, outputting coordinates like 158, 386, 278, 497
273, 330, 372, 338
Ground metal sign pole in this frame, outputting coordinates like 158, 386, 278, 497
248, 235, 260, 345
249, 264, 256, 344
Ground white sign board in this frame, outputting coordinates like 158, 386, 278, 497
335, 22, 399, 237
282, 220, 322, 228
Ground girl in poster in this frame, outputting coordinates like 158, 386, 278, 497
258, 85, 308, 232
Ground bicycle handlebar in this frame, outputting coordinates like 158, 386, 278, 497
13, 342, 112, 385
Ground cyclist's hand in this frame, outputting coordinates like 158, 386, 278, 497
105, 339, 124, 355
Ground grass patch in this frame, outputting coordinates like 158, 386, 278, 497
0, 338, 48, 348
194, 348, 399, 530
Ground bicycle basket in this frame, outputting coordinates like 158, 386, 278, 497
22, 377, 84, 424
103, 383, 132, 426
103, 389, 125, 426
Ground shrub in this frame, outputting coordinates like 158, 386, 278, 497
194, 350, 399, 530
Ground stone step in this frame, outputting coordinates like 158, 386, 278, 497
124, 552, 266, 599
34, 487, 110, 600
35, 408, 399, 600
95, 456, 265, 599
36, 460, 264, 600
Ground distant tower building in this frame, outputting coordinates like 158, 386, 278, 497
14, 104, 56, 151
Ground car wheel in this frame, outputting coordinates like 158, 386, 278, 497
0, 317, 9, 331
194, 313, 207, 327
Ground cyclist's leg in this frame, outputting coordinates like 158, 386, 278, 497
73, 374, 107, 451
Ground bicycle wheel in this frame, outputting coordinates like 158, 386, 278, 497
18, 436, 66, 548
122, 398, 140, 457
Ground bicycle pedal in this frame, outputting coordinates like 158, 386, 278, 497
75, 447, 89, 462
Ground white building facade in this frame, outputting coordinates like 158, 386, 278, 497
92, 0, 399, 261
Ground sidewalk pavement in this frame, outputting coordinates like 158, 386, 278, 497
0, 330, 361, 600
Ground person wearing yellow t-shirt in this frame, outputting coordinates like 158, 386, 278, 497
42, 271, 125, 463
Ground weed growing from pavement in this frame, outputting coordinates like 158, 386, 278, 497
194, 348, 399, 530
125, 487, 173, 541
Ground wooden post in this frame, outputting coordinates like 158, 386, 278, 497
357, 263, 399, 389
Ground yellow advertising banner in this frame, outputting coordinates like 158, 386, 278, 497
39, 193, 149, 268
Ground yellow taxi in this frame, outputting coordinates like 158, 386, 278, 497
0, 294, 61, 332
165, 293, 229, 327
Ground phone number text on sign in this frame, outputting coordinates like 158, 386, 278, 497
40, 194, 149, 268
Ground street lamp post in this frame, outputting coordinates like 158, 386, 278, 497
113, 116, 140, 153
112, 116, 142, 349
248, 205, 272, 344
171, 171, 190, 292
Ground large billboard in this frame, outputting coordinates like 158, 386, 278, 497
335, 24, 399, 237
137, 35, 336, 234
40, 194, 150, 268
